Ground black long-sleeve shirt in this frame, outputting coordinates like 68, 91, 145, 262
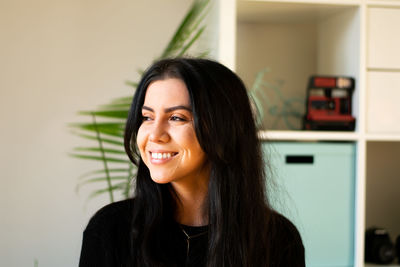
79, 199, 305, 267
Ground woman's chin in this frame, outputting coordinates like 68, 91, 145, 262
150, 175, 173, 184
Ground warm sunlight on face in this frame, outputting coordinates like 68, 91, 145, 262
136, 78, 209, 187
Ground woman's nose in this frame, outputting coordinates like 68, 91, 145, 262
149, 120, 170, 143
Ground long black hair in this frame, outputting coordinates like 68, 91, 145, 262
124, 58, 273, 266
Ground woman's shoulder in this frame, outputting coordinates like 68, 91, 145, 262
84, 198, 134, 235
79, 199, 135, 266
267, 210, 305, 266
268, 210, 303, 245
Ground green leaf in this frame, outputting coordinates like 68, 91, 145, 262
77, 176, 131, 192
73, 147, 126, 154
177, 26, 205, 57
98, 103, 131, 110
80, 176, 130, 183
78, 176, 130, 189
78, 110, 129, 119
69, 153, 130, 163
71, 133, 124, 146
70, 122, 125, 137
160, 0, 210, 58
71, 122, 125, 129
78, 168, 131, 180
125, 80, 138, 88
88, 183, 128, 200
110, 96, 133, 104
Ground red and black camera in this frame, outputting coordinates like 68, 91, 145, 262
303, 76, 356, 131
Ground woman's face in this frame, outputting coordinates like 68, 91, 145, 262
136, 78, 209, 187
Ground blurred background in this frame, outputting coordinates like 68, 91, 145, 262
0, 0, 202, 266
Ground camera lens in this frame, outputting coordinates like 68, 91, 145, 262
378, 244, 396, 264
365, 227, 395, 264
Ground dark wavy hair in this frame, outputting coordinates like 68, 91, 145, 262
124, 58, 272, 266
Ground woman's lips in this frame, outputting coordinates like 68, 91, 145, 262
149, 151, 178, 164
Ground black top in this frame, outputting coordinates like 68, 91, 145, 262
79, 199, 305, 267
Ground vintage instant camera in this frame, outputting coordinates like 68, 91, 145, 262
365, 227, 396, 264
303, 76, 356, 131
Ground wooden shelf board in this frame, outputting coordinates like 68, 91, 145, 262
365, 264, 400, 267
258, 130, 359, 141
237, 0, 360, 23
367, 1, 400, 8
366, 133, 400, 142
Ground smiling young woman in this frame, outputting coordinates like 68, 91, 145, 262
137, 78, 210, 189
79, 58, 305, 267
137, 78, 210, 227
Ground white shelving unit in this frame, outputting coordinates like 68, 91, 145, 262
209, 0, 400, 266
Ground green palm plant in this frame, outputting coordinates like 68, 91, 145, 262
248, 68, 304, 130
70, 0, 210, 203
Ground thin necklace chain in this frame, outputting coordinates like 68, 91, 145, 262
180, 226, 208, 258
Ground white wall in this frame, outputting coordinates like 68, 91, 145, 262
0, 0, 193, 266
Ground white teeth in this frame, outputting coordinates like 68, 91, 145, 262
151, 152, 173, 159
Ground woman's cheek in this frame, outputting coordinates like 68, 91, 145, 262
136, 126, 147, 160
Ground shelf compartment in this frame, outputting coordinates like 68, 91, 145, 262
236, 1, 361, 131
365, 141, 400, 249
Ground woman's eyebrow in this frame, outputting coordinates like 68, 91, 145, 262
142, 105, 192, 113
165, 105, 192, 113
141, 106, 153, 112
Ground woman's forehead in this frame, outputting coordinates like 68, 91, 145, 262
143, 78, 191, 107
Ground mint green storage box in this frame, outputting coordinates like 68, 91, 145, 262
262, 142, 355, 267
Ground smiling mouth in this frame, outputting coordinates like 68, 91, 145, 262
150, 152, 178, 160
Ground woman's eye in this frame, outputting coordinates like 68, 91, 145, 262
170, 115, 186, 122
142, 116, 152, 121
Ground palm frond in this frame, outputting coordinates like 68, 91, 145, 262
125, 81, 138, 88
71, 122, 125, 137
249, 68, 305, 130
98, 103, 131, 110
78, 110, 129, 119
78, 176, 130, 187
70, 153, 130, 163
110, 96, 133, 103
73, 147, 126, 154
88, 182, 128, 200
71, 132, 124, 146
162, 0, 210, 58
177, 26, 206, 57
78, 168, 130, 180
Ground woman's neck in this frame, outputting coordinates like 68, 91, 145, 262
171, 179, 209, 227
